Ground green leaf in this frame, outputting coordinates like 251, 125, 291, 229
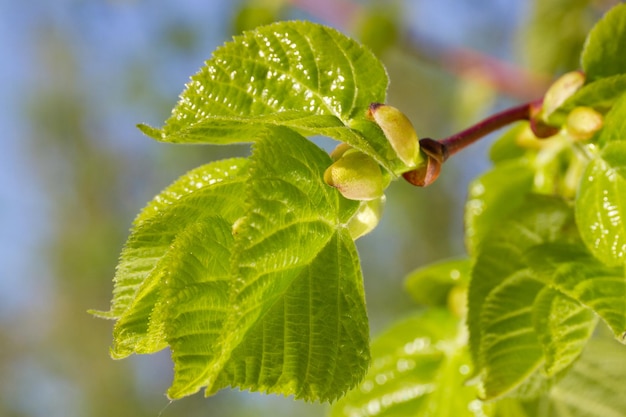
404, 257, 471, 308
532, 287, 597, 376
468, 196, 585, 399
133, 158, 250, 226
90, 159, 250, 357
581, 3, 626, 81
329, 310, 490, 417
545, 75, 626, 126
597, 91, 626, 145
138, 21, 406, 173
162, 217, 235, 391
464, 158, 535, 255
166, 127, 367, 402
479, 271, 547, 399
526, 243, 626, 342
576, 141, 626, 266
489, 339, 626, 416
548, 338, 626, 416
488, 122, 527, 164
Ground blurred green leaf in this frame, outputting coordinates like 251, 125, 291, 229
597, 91, 626, 145
526, 242, 626, 343
488, 123, 527, 164
404, 257, 471, 308
582, 3, 626, 81
523, 0, 593, 74
532, 287, 597, 376
468, 196, 602, 400
355, 6, 400, 56
464, 158, 535, 254
329, 310, 489, 417
548, 338, 626, 416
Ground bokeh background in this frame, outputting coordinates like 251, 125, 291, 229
0, 0, 612, 416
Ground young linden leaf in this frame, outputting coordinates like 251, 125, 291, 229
468, 196, 581, 399
479, 272, 549, 400
581, 3, 626, 81
576, 141, 626, 266
162, 217, 235, 390
548, 338, 626, 416
166, 127, 367, 402
134, 158, 250, 226
90, 158, 248, 322
103, 161, 250, 358
490, 339, 626, 416
137, 21, 407, 173
526, 242, 626, 343
532, 287, 597, 376
329, 310, 491, 417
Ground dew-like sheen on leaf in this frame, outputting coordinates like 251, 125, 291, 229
165, 128, 368, 402
91, 158, 249, 322
137, 21, 407, 172
576, 141, 626, 266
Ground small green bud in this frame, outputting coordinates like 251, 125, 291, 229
565, 106, 603, 141
346, 196, 385, 240
542, 71, 586, 118
367, 103, 420, 167
324, 150, 385, 201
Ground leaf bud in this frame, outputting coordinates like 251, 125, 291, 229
346, 196, 386, 240
565, 106, 604, 141
367, 103, 420, 167
542, 71, 586, 118
324, 150, 386, 201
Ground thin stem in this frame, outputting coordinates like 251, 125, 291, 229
439, 99, 540, 159
404, 98, 553, 187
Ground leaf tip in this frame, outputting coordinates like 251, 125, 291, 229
87, 308, 117, 319
137, 123, 164, 140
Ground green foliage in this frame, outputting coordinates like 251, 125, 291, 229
582, 3, 626, 81
95, 5, 626, 415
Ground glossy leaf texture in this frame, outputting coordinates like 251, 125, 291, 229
581, 2, 626, 81
137, 21, 412, 173
94, 128, 374, 402
576, 98, 626, 266
329, 310, 490, 417
91, 157, 250, 324
190, 128, 367, 402
468, 195, 626, 400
